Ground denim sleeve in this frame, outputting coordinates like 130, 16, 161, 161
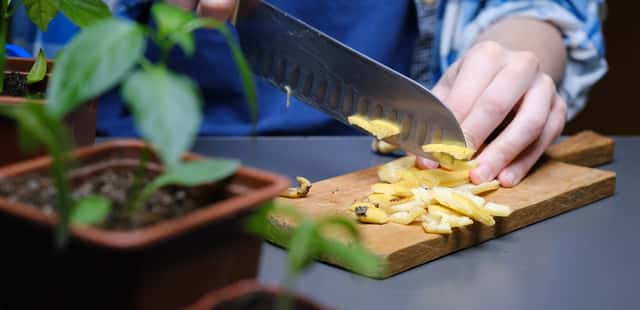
441, 0, 607, 120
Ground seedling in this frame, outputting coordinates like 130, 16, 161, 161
246, 202, 383, 310
0, 0, 111, 91
0, 3, 257, 248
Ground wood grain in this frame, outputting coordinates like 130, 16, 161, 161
271, 131, 617, 278
545, 130, 614, 167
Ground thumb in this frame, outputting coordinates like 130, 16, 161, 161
197, 0, 237, 20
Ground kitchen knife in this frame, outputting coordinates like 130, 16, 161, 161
235, 1, 467, 158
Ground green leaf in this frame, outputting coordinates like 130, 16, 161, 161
245, 201, 305, 247
27, 48, 47, 84
320, 239, 383, 277
121, 67, 201, 166
134, 158, 239, 210
9, 103, 72, 157
3, 103, 75, 248
201, 19, 258, 123
71, 196, 112, 225
245, 201, 277, 235
57, 0, 111, 28
288, 220, 321, 276
17, 122, 43, 154
23, 0, 59, 32
151, 2, 196, 55
153, 158, 240, 188
319, 216, 361, 242
152, 3, 195, 38
47, 19, 145, 118
222, 29, 258, 123
0, 103, 44, 156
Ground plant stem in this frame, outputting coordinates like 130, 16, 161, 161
127, 145, 151, 215
0, 0, 9, 93
6, 0, 23, 18
138, 57, 154, 72
276, 273, 295, 310
52, 150, 74, 249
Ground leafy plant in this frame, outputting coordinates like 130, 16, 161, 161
0, 2, 257, 247
0, 0, 111, 91
247, 202, 382, 309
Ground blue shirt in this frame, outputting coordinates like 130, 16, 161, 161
98, 0, 417, 136
9, 0, 607, 136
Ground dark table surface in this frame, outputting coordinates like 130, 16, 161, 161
191, 136, 639, 310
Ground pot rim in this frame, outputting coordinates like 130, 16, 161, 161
0, 57, 53, 104
0, 139, 290, 250
185, 279, 329, 310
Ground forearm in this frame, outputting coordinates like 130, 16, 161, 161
475, 17, 567, 83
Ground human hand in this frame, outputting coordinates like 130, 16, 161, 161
166, 0, 238, 20
417, 40, 567, 187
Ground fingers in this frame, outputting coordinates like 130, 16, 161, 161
197, 0, 237, 20
431, 59, 461, 102
444, 41, 506, 122
470, 72, 554, 184
497, 95, 567, 187
168, 0, 198, 10
460, 50, 540, 150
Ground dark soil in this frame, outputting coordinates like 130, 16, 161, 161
0, 168, 223, 230
1, 72, 47, 98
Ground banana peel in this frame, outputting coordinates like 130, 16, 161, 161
279, 176, 312, 198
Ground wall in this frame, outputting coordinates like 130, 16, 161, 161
566, 1, 640, 135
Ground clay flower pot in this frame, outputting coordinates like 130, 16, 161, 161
0, 57, 97, 166
0, 140, 290, 310
186, 280, 329, 310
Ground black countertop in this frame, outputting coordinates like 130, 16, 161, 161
191, 136, 639, 310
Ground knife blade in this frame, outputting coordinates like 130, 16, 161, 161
235, 1, 467, 158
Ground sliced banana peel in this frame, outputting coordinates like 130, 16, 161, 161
354, 205, 389, 224
347, 115, 400, 140
371, 139, 398, 154
371, 183, 412, 197
378, 156, 416, 183
279, 176, 312, 198
422, 213, 452, 234
389, 207, 425, 225
349, 140, 513, 234
455, 180, 500, 195
422, 143, 475, 160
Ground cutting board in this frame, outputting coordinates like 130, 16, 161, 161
271, 131, 616, 278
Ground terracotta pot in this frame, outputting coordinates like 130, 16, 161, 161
186, 280, 330, 310
0, 56, 97, 166
0, 140, 290, 310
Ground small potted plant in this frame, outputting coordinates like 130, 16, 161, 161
0, 0, 111, 165
186, 202, 382, 310
0, 3, 288, 310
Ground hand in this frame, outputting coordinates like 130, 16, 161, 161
418, 40, 567, 187
167, 0, 238, 20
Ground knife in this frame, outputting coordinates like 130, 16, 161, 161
234, 1, 467, 158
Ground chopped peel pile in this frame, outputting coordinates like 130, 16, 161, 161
350, 144, 512, 235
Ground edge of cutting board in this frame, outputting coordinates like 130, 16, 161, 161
268, 132, 617, 278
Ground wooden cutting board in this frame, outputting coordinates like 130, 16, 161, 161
271, 131, 616, 278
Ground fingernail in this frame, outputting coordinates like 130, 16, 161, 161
472, 165, 490, 183
500, 170, 517, 187
417, 157, 439, 169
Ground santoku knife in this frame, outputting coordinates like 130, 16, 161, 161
235, 1, 467, 158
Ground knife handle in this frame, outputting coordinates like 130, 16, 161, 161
230, 0, 241, 25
